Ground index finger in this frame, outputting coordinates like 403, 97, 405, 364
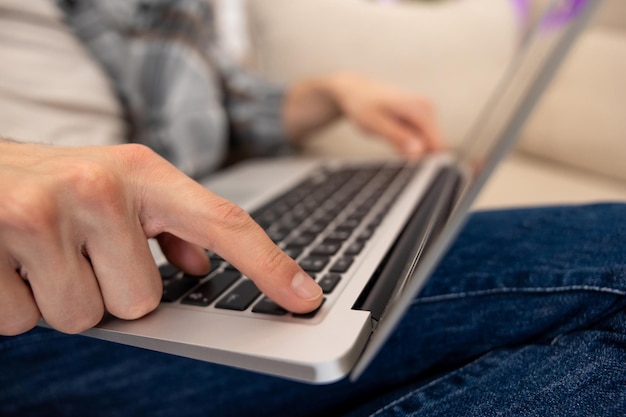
134, 154, 323, 314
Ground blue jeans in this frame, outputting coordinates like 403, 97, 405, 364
2, 203, 625, 416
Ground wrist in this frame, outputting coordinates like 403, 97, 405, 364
283, 76, 343, 142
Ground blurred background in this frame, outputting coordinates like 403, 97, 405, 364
215, 0, 626, 209
1, 0, 624, 209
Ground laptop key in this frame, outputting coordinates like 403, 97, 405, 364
303, 222, 325, 235
162, 277, 200, 302
287, 233, 316, 247
344, 241, 365, 256
159, 263, 180, 280
325, 230, 351, 242
310, 242, 341, 256
318, 273, 341, 294
299, 256, 329, 273
215, 279, 262, 311
252, 297, 288, 316
336, 218, 361, 232
283, 246, 303, 260
356, 228, 375, 242
182, 271, 241, 306
330, 256, 354, 273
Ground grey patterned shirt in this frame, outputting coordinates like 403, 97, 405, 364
57, 0, 288, 179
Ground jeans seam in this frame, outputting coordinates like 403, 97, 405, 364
413, 286, 626, 305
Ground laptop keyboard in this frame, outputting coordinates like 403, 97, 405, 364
159, 162, 419, 318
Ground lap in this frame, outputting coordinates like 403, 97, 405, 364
2, 203, 625, 416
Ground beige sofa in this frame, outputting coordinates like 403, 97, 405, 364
245, 0, 626, 209
2, 0, 624, 211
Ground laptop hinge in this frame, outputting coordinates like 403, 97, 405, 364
352, 166, 461, 321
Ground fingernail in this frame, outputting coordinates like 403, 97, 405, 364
403, 139, 424, 156
291, 272, 323, 301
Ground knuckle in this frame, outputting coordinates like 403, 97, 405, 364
109, 286, 161, 321
63, 160, 123, 209
113, 143, 162, 171
212, 200, 253, 233
118, 143, 158, 161
1, 185, 59, 234
257, 245, 288, 277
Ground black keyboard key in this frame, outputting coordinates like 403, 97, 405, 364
182, 271, 241, 306
303, 222, 325, 235
313, 213, 335, 227
301, 197, 319, 212
252, 297, 288, 316
291, 206, 310, 222
347, 212, 367, 223
310, 242, 341, 256
368, 214, 384, 228
326, 230, 351, 242
319, 274, 341, 294
344, 241, 365, 256
277, 217, 300, 230
336, 219, 361, 231
299, 256, 330, 273
216, 279, 262, 311
159, 263, 180, 280
283, 246, 303, 260
287, 233, 316, 247
330, 256, 354, 273
357, 228, 375, 242
162, 278, 200, 302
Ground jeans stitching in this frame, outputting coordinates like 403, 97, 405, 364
368, 288, 626, 416
412, 286, 626, 305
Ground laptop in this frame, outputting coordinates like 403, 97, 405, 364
78, 0, 602, 384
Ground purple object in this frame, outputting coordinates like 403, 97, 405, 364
542, 0, 589, 29
511, 0, 589, 30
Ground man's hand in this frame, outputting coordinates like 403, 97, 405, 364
283, 72, 446, 157
0, 141, 322, 336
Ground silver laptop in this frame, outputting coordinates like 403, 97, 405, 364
79, 0, 601, 384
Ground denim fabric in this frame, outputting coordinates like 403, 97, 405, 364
1, 203, 625, 416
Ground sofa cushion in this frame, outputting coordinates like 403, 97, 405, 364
518, 27, 626, 183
